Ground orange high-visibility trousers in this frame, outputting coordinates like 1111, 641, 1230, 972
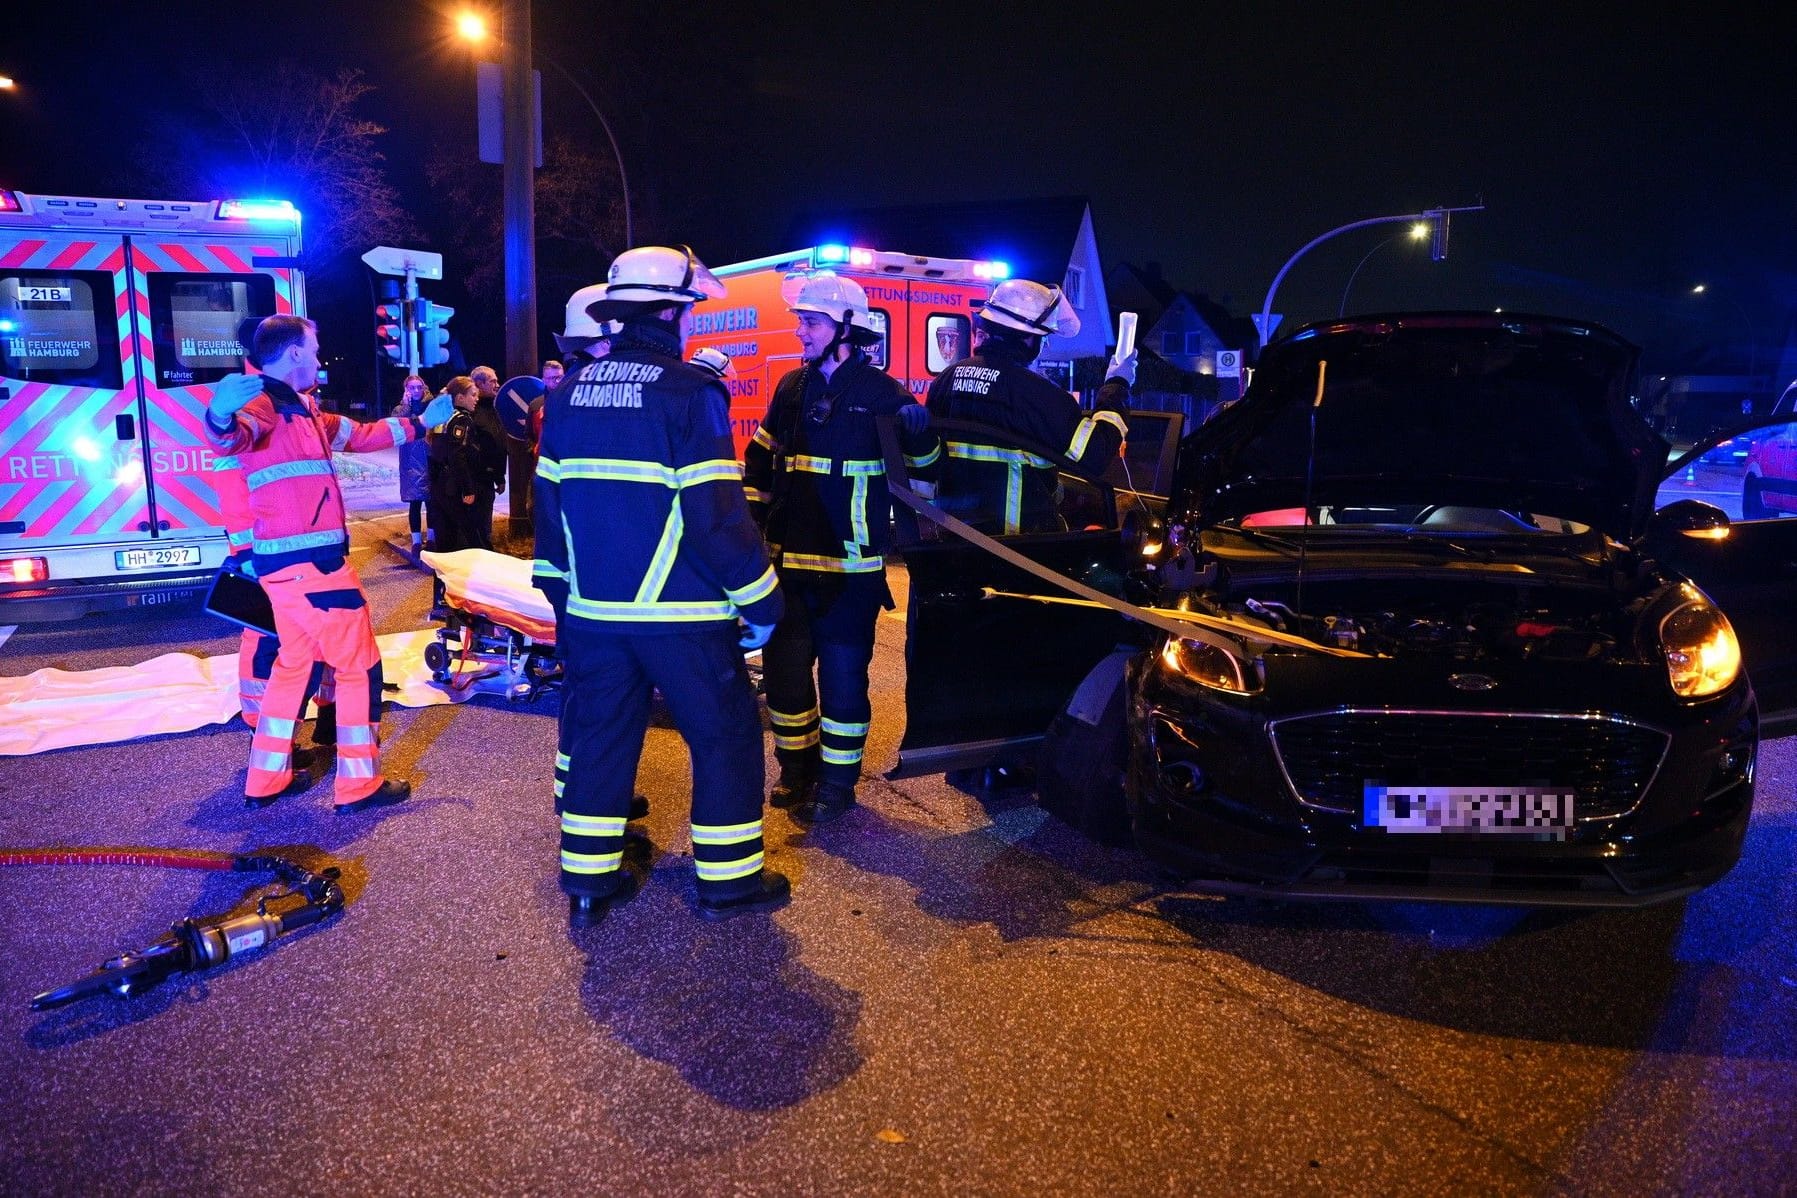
238, 629, 336, 728
245, 559, 386, 805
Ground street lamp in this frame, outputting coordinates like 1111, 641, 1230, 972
1337, 223, 1429, 317
1691, 283, 1759, 401
1258, 204, 1483, 348
456, 12, 633, 247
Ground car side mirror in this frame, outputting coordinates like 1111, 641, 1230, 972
1121, 508, 1166, 561
1650, 499, 1731, 542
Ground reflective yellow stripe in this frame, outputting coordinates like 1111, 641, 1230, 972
821, 717, 870, 736
744, 487, 772, 504
790, 455, 830, 474
840, 459, 884, 476
752, 425, 777, 450
675, 459, 743, 486
532, 559, 567, 580
695, 852, 764, 882
562, 813, 627, 836
849, 474, 869, 546
692, 820, 763, 845
904, 444, 941, 468
821, 745, 863, 766
774, 731, 821, 750
566, 597, 735, 621
555, 752, 570, 770
946, 441, 1035, 535
538, 456, 563, 482
779, 552, 884, 574
558, 458, 680, 485
768, 706, 820, 727
634, 504, 685, 603
725, 564, 778, 608
1066, 410, 1127, 462
561, 850, 623, 874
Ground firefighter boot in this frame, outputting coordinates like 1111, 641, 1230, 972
334, 778, 411, 814
794, 781, 856, 826
569, 870, 638, 929
769, 758, 817, 810
696, 870, 791, 922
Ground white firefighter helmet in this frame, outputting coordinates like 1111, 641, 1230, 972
690, 346, 733, 380
781, 271, 882, 345
598, 245, 726, 305
979, 278, 1080, 339
559, 284, 619, 340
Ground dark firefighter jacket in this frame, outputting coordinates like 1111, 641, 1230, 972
531, 321, 782, 632
742, 352, 940, 576
924, 342, 1129, 535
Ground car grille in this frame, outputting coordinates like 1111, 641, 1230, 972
1268, 710, 1670, 820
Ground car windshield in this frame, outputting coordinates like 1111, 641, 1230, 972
1234, 504, 1592, 535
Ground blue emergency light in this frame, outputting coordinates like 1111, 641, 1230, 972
818, 244, 848, 262
218, 199, 300, 223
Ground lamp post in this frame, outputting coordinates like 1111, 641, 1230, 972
1258, 204, 1483, 349
456, 13, 633, 247
1692, 283, 1760, 408
1338, 224, 1429, 317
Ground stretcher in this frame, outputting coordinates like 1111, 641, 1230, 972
419, 548, 764, 702
420, 549, 563, 702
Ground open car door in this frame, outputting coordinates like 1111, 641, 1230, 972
883, 410, 1182, 777
1654, 416, 1797, 735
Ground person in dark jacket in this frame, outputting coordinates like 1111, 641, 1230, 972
743, 272, 939, 823
394, 375, 432, 554
925, 278, 1136, 535
533, 246, 787, 927
466, 365, 512, 548
427, 376, 486, 554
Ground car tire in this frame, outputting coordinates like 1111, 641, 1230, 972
1743, 476, 1770, 520
1036, 652, 1133, 846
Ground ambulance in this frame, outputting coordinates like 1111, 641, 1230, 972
686, 244, 1010, 456
0, 189, 304, 620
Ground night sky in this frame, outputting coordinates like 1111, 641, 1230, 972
6, 1, 1795, 374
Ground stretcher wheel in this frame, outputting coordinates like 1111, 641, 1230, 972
423, 639, 450, 680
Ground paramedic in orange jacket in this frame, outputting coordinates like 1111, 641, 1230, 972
211, 450, 337, 752
207, 315, 454, 810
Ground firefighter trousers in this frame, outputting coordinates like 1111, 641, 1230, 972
557, 622, 767, 902
245, 558, 386, 805
238, 629, 336, 729
764, 572, 887, 789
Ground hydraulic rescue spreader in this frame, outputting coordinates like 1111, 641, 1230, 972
3, 849, 345, 1011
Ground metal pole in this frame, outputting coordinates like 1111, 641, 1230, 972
1338, 234, 1401, 318
402, 266, 420, 373
501, 0, 537, 383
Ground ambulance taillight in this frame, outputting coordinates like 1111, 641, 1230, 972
2, 557, 50, 584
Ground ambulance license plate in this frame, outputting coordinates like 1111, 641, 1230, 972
116, 546, 201, 571
1364, 784, 1575, 840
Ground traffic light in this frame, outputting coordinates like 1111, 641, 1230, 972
1427, 209, 1450, 262
376, 281, 406, 364
414, 298, 455, 368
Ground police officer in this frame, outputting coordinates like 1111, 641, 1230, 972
743, 273, 939, 824
925, 278, 1136, 535
533, 246, 787, 926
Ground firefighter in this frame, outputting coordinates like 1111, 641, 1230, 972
211, 451, 337, 759
743, 273, 940, 823
206, 315, 453, 811
925, 278, 1137, 535
533, 246, 787, 926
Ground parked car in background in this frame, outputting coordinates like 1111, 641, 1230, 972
891, 312, 1797, 908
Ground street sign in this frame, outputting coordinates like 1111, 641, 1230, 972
477, 63, 544, 168
361, 246, 443, 280
1216, 349, 1243, 378
1250, 314, 1282, 344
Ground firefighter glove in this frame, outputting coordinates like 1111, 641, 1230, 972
421, 391, 457, 428
738, 619, 776, 651
897, 402, 930, 434
1105, 347, 1138, 386
208, 372, 264, 420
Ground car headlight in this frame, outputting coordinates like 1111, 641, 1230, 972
1660, 595, 1741, 699
1158, 635, 1259, 694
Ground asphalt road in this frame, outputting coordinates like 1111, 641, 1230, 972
2, 507, 1795, 1195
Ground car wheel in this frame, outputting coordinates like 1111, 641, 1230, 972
1743, 476, 1770, 520
1036, 653, 1133, 846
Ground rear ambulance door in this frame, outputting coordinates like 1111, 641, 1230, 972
128, 234, 290, 540
0, 231, 151, 565
899, 280, 982, 399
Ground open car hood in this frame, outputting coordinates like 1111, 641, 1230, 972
1174, 313, 1672, 540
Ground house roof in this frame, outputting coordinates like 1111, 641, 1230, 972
778, 196, 1093, 286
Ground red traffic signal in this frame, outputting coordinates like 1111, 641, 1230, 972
375, 302, 405, 363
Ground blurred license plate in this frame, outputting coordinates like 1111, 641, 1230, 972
1364, 785, 1574, 840
115, 546, 200, 570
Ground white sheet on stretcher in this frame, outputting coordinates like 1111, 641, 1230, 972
0, 628, 467, 757
422, 548, 557, 644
